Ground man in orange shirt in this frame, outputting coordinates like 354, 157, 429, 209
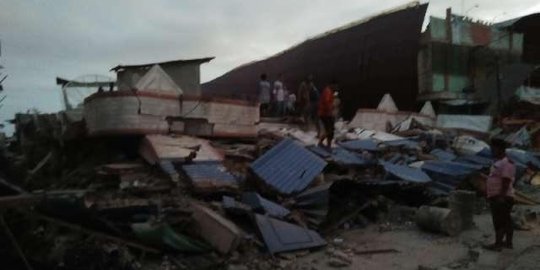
318, 80, 337, 148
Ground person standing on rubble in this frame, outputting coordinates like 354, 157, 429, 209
318, 80, 337, 148
308, 76, 321, 135
298, 76, 312, 125
273, 74, 286, 117
484, 138, 516, 251
333, 91, 341, 119
258, 73, 271, 116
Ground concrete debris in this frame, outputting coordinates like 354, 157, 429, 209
416, 206, 462, 236
191, 203, 244, 254
139, 135, 197, 165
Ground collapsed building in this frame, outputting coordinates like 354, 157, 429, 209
1, 2, 540, 269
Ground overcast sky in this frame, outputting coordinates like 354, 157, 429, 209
0, 0, 539, 133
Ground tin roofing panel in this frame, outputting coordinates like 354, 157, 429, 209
242, 192, 290, 219
181, 162, 238, 191
338, 139, 380, 151
430, 149, 457, 161
250, 139, 327, 194
454, 155, 493, 167
420, 160, 482, 176
382, 162, 432, 183
307, 146, 369, 166
255, 214, 326, 254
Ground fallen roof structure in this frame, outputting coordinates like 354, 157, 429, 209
307, 145, 371, 166
181, 162, 239, 193
250, 138, 327, 194
203, 2, 428, 119
241, 192, 290, 219
254, 214, 326, 254
382, 162, 432, 183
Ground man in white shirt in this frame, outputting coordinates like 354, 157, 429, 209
273, 75, 285, 116
258, 74, 271, 116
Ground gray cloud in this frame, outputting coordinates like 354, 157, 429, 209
0, 0, 539, 133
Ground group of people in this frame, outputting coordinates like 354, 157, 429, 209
258, 74, 296, 117
258, 73, 340, 148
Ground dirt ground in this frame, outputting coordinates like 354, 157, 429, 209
273, 205, 540, 270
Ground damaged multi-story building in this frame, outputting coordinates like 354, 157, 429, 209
417, 8, 540, 116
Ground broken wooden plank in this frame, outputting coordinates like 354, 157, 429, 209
28, 151, 52, 175
0, 176, 28, 194
0, 194, 40, 209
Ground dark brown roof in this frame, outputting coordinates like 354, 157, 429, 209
203, 3, 428, 119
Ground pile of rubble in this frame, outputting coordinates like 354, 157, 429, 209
0, 93, 539, 269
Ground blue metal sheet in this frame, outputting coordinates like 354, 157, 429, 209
338, 139, 380, 151
454, 155, 493, 167
420, 160, 481, 176
222, 196, 252, 214
293, 183, 332, 227
181, 162, 238, 190
430, 149, 456, 161
255, 214, 326, 254
242, 192, 290, 219
382, 162, 431, 183
250, 139, 327, 194
382, 139, 419, 148
307, 145, 332, 158
506, 148, 540, 168
307, 146, 369, 166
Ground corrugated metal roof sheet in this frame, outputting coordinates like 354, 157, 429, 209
255, 214, 326, 254
307, 146, 369, 166
506, 148, 540, 168
454, 155, 493, 167
181, 162, 238, 191
382, 139, 419, 149
419, 160, 482, 176
242, 192, 290, 219
430, 149, 457, 161
382, 162, 431, 183
293, 183, 332, 227
250, 139, 327, 194
338, 139, 380, 151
